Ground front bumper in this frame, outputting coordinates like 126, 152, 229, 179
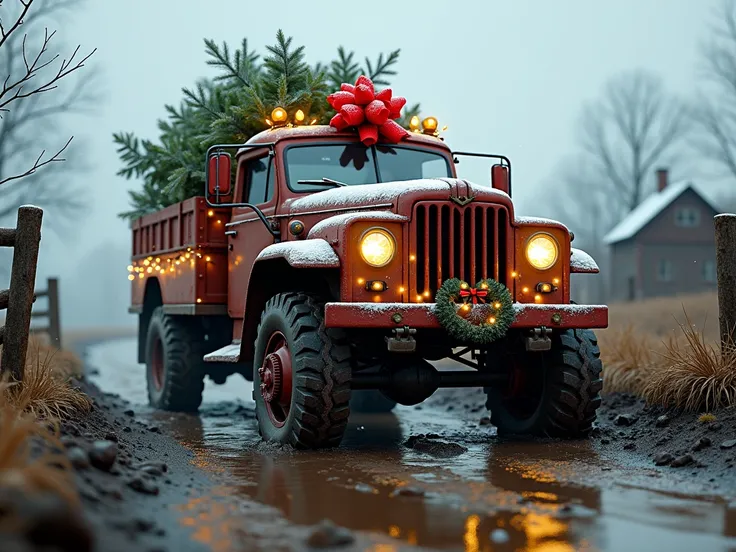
324, 302, 608, 329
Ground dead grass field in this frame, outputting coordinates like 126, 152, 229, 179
599, 292, 736, 411
0, 338, 91, 507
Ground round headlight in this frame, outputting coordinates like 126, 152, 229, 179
525, 233, 559, 271
359, 228, 396, 267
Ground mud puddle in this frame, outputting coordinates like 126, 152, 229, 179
87, 338, 736, 551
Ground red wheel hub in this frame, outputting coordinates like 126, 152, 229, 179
258, 332, 293, 427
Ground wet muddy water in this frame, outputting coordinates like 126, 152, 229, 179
87, 338, 736, 552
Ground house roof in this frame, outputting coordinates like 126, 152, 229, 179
603, 181, 719, 245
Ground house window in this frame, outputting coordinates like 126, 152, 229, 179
703, 260, 717, 283
675, 207, 700, 228
657, 260, 673, 282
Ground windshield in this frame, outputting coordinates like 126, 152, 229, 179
285, 144, 453, 192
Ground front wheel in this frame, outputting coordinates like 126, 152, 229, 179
485, 329, 603, 438
253, 292, 352, 449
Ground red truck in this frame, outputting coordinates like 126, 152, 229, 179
128, 115, 607, 449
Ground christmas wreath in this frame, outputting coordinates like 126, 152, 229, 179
433, 278, 515, 344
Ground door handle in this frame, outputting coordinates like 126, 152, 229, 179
225, 230, 237, 237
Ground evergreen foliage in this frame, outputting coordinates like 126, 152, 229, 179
114, 31, 421, 220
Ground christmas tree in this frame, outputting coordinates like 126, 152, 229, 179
114, 31, 421, 220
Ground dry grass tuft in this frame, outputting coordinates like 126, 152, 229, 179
698, 413, 717, 423
0, 389, 78, 507
599, 325, 657, 395
0, 340, 90, 420
640, 311, 736, 412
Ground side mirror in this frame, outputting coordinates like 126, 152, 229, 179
207, 152, 232, 201
491, 164, 509, 195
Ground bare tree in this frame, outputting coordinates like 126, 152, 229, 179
0, 0, 97, 230
692, 0, 736, 182
578, 70, 690, 213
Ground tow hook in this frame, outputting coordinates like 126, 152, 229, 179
386, 326, 417, 353
525, 327, 552, 352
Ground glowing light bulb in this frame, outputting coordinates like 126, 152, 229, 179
205, 256, 211, 262
127, 265, 133, 272
534, 294, 542, 303
128, 274, 135, 281
511, 271, 518, 278
494, 302, 502, 309
208, 210, 214, 217
409, 254, 416, 261
422, 116, 438, 132
409, 115, 420, 131
357, 278, 365, 285
294, 109, 305, 123
271, 107, 287, 123
522, 287, 529, 294
399, 286, 405, 293
196, 298, 202, 303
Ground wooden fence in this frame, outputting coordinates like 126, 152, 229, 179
715, 213, 736, 355
29, 277, 61, 349
0, 206, 44, 381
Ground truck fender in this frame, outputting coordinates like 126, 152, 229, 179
255, 239, 340, 268
570, 247, 599, 274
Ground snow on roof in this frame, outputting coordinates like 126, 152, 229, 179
603, 181, 719, 245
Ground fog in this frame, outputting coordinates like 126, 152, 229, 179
19, 0, 724, 329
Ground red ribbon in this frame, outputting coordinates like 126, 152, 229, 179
327, 75, 410, 146
459, 287, 488, 305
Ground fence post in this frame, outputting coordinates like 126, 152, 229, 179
0, 206, 43, 381
47, 277, 61, 348
715, 214, 736, 355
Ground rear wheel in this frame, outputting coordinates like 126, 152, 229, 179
350, 390, 397, 414
254, 292, 352, 449
145, 307, 206, 412
484, 329, 603, 438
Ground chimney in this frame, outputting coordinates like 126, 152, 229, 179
656, 168, 668, 192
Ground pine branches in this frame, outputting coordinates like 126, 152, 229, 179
114, 31, 415, 220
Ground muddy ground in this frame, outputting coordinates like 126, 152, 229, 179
11, 337, 736, 552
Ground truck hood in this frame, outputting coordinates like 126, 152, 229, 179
284, 178, 514, 216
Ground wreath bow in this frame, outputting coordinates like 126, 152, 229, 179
460, 287, 488, 305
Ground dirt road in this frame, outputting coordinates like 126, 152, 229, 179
82, 338, 736, 552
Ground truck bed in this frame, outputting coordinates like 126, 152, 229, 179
130, 197, 231, 312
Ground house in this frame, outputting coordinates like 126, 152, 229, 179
603, 169, 719, 302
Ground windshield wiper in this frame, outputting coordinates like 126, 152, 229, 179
296, 177, 347, 187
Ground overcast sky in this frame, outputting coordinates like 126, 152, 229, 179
32, 0, 723, 328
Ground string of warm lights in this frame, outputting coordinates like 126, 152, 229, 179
127, 247, 213, 281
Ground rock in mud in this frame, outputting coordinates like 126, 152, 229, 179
0, 489, 93, 552
720, 439, 736, 450
67, 447, 90, 470
404, 435, 468, 458
693, 437, 712, 452
89, 440, 118, 471
389, 486, 425, 498
614, 414, 637, 427
655, 415, 670, 427
124, 409, 135, 417
127, 476, 159, 496
654, 452, 674, 466
708, 422, 723, 431
306, 519, 355, 548
671, 454, 695, 468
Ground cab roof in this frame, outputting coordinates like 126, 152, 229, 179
237, 125, 450, 157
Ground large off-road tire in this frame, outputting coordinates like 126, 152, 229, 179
350, 390, 397, 414
145, 307, 206, 412
485, 329, 603, 438
253, 292, 352, 449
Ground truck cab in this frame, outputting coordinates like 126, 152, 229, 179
130, 121, 607, 449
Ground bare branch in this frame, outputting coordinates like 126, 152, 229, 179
692, 0, 736, 182
576, 69, 688, 212
0, 26, 96, 113
0, 135, 72, 186
0, 0, 34, 50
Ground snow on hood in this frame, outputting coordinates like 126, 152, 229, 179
286, 178, 509, 213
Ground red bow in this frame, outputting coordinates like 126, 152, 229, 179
327, 75, 410, 147
460, 287, 488, 305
